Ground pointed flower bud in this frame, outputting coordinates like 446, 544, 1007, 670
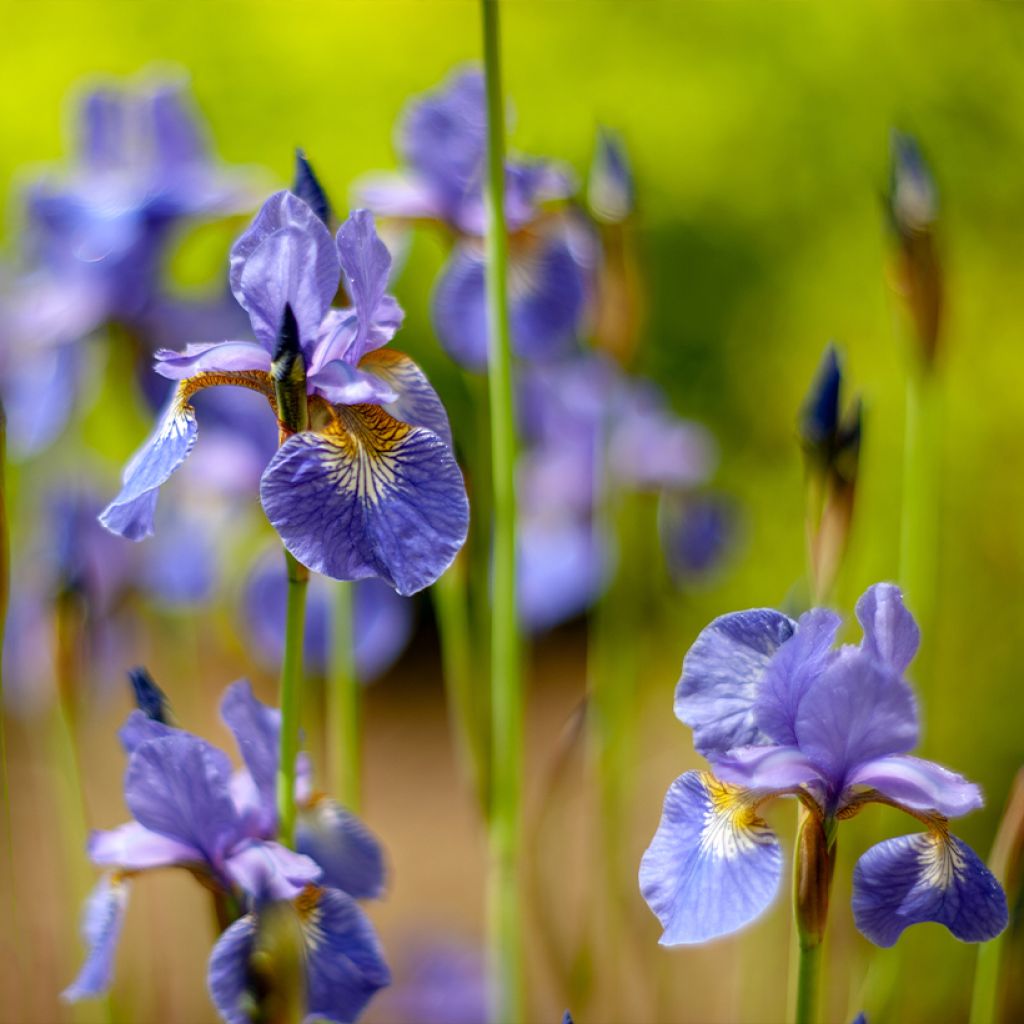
127, 667, 171, 725
794, 811, 836, 949
588, 128, 634, 225
272, 303, 309, 436
292, 149, 332, 228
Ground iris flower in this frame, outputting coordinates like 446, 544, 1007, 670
100, 190, 469, 596
640, 583, 1008, 947
65, 680, 389, 1022
359, 68, 590, 370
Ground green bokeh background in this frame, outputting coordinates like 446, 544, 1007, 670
1, 2, 1023, 1022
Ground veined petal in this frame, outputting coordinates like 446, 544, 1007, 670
852, 832, 1008, 947
675, 609, 796, 757
99, 389, 197, 540
300, 887, 391, 1023
848, 755, 983, 818
754, 608, 841, 746
207, 915, 258, 1024
89, 822, 200, 870
711, 745, 822, 794
639, 771, 783, 945
794, 647, 918, 792
125, 735, 241, 865
856, 583, 920, 675
296, 797, 386, 899
118, 709, 177, 753
260, 406, 469, 595
154, 341, 272, 380
223, 840, 322, 901
360, 348, 454, 449
63, 875, 130, 1001
220, 680, 281, 825
312, 359, 399, 407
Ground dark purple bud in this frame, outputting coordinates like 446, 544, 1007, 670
292, 148, 332, 227
888, 131, 937, 236
272, 304, 309, 435
128, 666, 171, 724
799, 344, 842, 459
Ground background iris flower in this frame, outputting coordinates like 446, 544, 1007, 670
100, 190, 469, 595
641, 582, 1008, 947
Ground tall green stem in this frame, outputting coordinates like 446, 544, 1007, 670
277, 551, 308, 847
481, 1, 524, 1019
327, 581, 360, 812
794, 942, 822, 1024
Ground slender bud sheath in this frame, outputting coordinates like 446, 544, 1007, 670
795, 812, 836, 950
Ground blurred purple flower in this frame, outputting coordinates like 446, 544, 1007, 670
359, 68, 592, 370
0, 76, 257, 456
588, 128, 634, 225
658, 492, 737, 583
243, 547, 414, 680
101, 193, 468, 595
379, 939, 487, 1024
641, 583, 1008, 947
66, 679, 388, 1019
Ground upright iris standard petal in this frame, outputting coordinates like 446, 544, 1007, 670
675, 609, 795, 757
639, 771, 783, 945
360, 349, 454, 448
852, 832, 1008, 947
848, 755, 983, 818
793, 647, 918, 792
260, 406, 469, 596
855, 583, 920, 675
118, 708, 177, 753
296, 798, 386, 899
301, 887, 392, 1022
754, 608, 841, 746
220, 680, 281, 818
99, 391, 197, 540
124, 735, 241, 865
207, 915, 258, 1024
63, 875, 130, 1001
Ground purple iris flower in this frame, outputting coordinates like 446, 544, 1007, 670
100, 191, 469, 595
243, 546, 414, 680
658, 492, 737, 583
66, 679, 389, 1020
640, 583, 1008, 947
379, 939, 488, 1024
358, 68, 591, 370
0, 77, 255, 456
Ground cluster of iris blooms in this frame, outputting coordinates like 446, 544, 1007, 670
0, 65, 733, 1022
0, 59, 1009, 1024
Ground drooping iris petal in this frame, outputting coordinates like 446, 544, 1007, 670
207, 915, 258, 1024
674, 609, 795, 757
154, 340, 272, 380
124, 735, 241, 865
431, 244, 486, 369
848, 755, 983, 818
223, 840, 322, 901
260, 406, 469, 596
63, 875, 130, 1001
855, 583, 920, 675
89, 822, 200, 870
301, 887, 392, 1022
335, 209, 404, 363
99, 391, 197, 540
852, 832, 1008, 947
237, 226, 338, 353
361, 349, 454, 449
310, 359, 399, 407
296, 798, 386, 899
220, 680, 281, 822
711, 744, 822, 794
754, 608, 841, 746
793, 647, 918, 792
639, 771, 783, 944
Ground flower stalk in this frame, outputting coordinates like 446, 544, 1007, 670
328, 580, 360, 812
793, 812, 836, 1024
273, 305, 311, 847
480, 0, 525, 1019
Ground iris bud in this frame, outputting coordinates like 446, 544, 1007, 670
794, 811, 836, 949
292, 148, 332, 228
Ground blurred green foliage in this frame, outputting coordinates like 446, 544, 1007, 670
2, 2, 1023, 1021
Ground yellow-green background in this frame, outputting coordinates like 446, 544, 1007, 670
1, 2, 1022, 1022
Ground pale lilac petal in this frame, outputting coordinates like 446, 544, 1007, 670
848, 755, 983, 818
311, 359, 399, 407
154, 341, 271, 380
711, 745, 822, 794
223, 839, 322, 901
856, 583, 920, 675
220, 680, 281, 824
63, 875, 130, 1001
296, 798, 386, 899
356, 173, 444, 221
207, 915, 257, 1024
89, 822, 200, 870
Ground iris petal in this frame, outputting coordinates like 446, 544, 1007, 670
302, 887, 392, 1023
674, 609, 795, 757
639, 771, 783, 945
711, 744, 822, 794
220, 680, 281, 825
63, 875, 130, 1001
360, 348, 455, 449
296, 798, 386, 899
856, 583, 920, 675
754, 608, 841, 746
154, 341, 272, 380
260, 406, 469, 596
848, 755, 983, 818
207, 915, 258, 1024
223, 840, 322, 901
89, 822, 200, 870
852, 832, 1008, 947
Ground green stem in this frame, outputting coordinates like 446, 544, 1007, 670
432, 558, 488, 812
327, 580, 360, 812
794, 942, 822, 1024
276, 551, 309, 847
481, 2, 524, 1020
969, 932, 1006, 1024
